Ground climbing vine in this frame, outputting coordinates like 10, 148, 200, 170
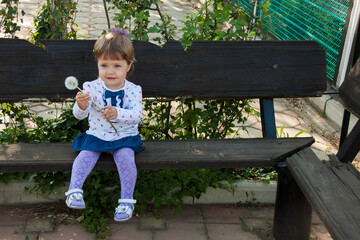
108, 0, 176, 44
30, 0, 78, 47
0, 0, 25, 38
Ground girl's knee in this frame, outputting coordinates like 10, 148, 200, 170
78, 150, 101, 157
113, 148, 134, 158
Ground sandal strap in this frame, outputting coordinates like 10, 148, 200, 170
65, 188, 83, 196
115, 205, 134, 214
118, 199, 136, 204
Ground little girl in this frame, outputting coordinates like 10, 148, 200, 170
65, 29, 144, 222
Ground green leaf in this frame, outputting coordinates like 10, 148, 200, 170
294, 129, 307, 138
148, 26, 158, 33
76, 215, 84, 222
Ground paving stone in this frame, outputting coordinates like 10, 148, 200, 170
231, 127, 262, 138
311, 132, 331, 145
38, 224, 95, 240
108, 223, 152, 240
25, 218, 54, 233
28, 105, 50, 113
201, 205, 251, 224
275, 112, 301, 128
297, 123, 314, 132
311, 224, 333, 240
251, 122, 263, 131
0, 226, 37, 240
0, 208, 26, 226
35, 111, 57, 120
248, 207, 274, 219
242, 217, 272, 231
154, 223, 207, 240
242, 218, 274, 240
242, 114, 260, 127
312, 141, 336, 154
249, 99, 260, 111
93, 22, 110, 28
108, 214, 140, 224
311, 148, 331, 161
138, 216, 167, 231
160, 205, 203, 223
90, 3, 105, 12
242, 217, 273, 240
273, 99, 289, 112
311, 211, 324, 225
298, 118, 307, 125
282, 109, 301, 118
311, 132, 337, 154
206, 223, 262, 240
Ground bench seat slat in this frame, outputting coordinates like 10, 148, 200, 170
0, 138, 314, 172
286, 148, 360, 240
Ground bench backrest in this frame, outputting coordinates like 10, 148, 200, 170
0, 39, 326, 101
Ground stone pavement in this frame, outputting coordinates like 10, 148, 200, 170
0, 202, 331, 240
10, 0, 195, 40
0, 0, 355, 239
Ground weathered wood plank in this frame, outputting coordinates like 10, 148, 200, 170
273, 166, 312, 240
0, 138, 314, 172
327, 154, 360, 200
0, 39, 327, 101
287, 148, 360, 240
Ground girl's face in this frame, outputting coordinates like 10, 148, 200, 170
97, 57, 132, 90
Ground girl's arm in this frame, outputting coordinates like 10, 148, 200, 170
116, 85, 143, 123
73, 102, 89, 120
72, 82, 91, 120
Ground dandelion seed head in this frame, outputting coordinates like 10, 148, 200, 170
65, 76, 79, 90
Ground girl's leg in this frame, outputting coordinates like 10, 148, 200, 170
112, 148, 137, 220
69, 150, 101, 190
66, 150, 101, 209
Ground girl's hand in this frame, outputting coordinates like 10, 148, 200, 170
76, 91, 91, 110
102, 106, 118, 120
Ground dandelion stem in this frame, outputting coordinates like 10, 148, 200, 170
76, 86, 118, 132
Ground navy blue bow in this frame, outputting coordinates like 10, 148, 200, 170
104, 89, 124, 108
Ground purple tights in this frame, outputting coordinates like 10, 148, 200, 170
69, 150, 101, 190
68, 148, 137, 208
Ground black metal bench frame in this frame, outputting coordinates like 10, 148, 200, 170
1, 38, 358, 239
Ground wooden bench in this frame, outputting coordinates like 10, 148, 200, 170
0, 38, 331, 239
275, 57, 360, 240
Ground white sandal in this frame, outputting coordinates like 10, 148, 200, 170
65, 188, 85, 209
114, 199, 136, 222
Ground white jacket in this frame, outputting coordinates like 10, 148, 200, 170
73, 79, 143, 141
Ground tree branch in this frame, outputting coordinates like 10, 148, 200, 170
103, 0, 111, 29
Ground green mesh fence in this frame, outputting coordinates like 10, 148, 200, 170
236, 0, 351, 81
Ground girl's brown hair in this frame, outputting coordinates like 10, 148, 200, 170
93, 32, 135, 66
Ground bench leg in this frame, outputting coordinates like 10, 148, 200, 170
273, 165, 312, 240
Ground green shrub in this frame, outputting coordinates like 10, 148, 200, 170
0, 0, 25, 38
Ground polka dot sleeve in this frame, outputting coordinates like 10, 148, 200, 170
72, 82, 91, 120
116, 85, 143, 124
